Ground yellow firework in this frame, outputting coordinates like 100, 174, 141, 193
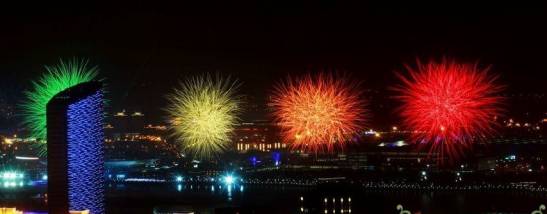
166, 75, 241, 159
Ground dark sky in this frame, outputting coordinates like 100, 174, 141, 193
0, 2, 546, 124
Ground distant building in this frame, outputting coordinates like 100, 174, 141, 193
477, 157, 497, 171
0, 99, 14, 121
110, 110, 145, 135
47, 82, 105, 214
233, 121, 286, 153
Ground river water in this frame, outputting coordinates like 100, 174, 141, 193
1, 183, 545, 213
105, 183, 546, 214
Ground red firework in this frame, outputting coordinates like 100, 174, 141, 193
270, 73, 366, 152
396, 59, 503, 159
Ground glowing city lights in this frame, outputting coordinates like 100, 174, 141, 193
14, 156, 39, 160
65, 89, 105, 213
1, 171, 23, 180
223, 175, 235, 185
1, 171, 26, 189
0, 207, 23, 214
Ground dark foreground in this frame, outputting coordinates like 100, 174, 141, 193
1, 183, 545, 214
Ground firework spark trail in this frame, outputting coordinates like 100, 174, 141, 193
270, 73, 367, 152
165, 75, 241, 159
21, 59, 99, 156
396, 59, 504, 159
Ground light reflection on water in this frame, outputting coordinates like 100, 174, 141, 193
2, 183, 546, 214
227, 185, 232, 201
167, 183, 246, 201
300, 196, 353, 214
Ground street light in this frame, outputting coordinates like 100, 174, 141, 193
223, 175, 235, 185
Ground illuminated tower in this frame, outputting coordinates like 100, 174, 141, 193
47, 82, 104, 214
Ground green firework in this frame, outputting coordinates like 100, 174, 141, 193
21, 59, 99, 155
165, 75, 241, 159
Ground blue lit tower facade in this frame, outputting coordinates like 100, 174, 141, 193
47, 82, 104, 214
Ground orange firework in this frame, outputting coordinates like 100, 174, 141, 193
270, 73, 367, 152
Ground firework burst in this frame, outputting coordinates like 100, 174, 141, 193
270, 73, 366, 152
165, 75, 241, 159
21, 59, 99, 155
396, 59, 504, 159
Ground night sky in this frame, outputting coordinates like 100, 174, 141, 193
0, 2, 545, 125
